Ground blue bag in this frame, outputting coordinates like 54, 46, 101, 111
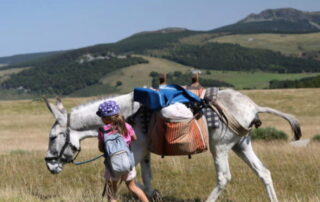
134, 84, 202, 110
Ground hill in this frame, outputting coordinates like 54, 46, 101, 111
2, 8, 319, 66
71, 56, 320, 95
70, 55, 193, 96
106, 28, 200, 54
2, 31, 320, 96
0, 51, 64, 66
209, 33, 320, 57
2, 8, 320, 97
211, 8, 320, 34
160, 43, 320, 73
2, 55, 147, 95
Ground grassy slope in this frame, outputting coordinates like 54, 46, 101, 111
0, 67, 28, 83
100, 55, 193, 93
209, 33, 320, 56
0, 67, 34, 100
0, 89, 319, 201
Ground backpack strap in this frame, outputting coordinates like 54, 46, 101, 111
99, 127, 112, 134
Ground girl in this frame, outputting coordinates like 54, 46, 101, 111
97, 100, 149, 202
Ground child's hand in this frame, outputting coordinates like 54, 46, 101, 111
132, 134, 137, 141
98, 141, 104, 152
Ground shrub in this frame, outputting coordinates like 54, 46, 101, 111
149, 71, 159, 77
251, 127, 288, 141
116, 81, 122, 86
312, 134, 320, 141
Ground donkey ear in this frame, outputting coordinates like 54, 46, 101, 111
43, 97, 67, 125
56, 97, 67, 113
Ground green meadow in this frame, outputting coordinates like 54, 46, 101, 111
209, 33, 320, 56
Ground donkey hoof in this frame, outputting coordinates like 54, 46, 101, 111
151, 189, 162, 202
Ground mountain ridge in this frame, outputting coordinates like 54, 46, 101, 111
211, 8, 320, 34
240, 8, 320, 25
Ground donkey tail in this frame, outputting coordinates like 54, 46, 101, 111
257, 106, 301, 140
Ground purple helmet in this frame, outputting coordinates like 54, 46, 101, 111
96, 100, 120, 117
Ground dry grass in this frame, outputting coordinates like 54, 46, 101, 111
243, 88, 320, 138
0, 89, 319, 201
0, 144, 319, 202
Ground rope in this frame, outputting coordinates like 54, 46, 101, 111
73, 154, 104, 166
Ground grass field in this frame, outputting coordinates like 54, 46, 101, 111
202, 70, 320, 89
209, 33, 320, 56
0, 89, 319, 201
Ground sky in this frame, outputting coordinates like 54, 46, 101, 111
0, 0, 320, 57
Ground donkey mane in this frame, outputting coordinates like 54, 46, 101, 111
69, 92, 139, 130
71, 94, 122, 112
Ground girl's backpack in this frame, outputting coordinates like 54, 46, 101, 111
101, 129, 135, 178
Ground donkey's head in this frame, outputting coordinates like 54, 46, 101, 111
44, 98, 81, 174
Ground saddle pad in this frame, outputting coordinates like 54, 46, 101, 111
203, 87, 220, 128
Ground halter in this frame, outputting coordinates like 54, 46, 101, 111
44, 113, 81, 163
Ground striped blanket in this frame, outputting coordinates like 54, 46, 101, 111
203, 87, 220, 128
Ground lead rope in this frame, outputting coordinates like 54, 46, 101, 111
72, 154, 104, 166
68, 112, 104, 166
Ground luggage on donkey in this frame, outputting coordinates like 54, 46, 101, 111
147, 102, 209, 156
133, 84, 208, 157
133, 84, 202, 110
100, 128, 135, 178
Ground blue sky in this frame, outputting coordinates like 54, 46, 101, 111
0, 0, 320, 57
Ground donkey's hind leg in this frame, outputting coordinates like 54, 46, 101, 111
232, 136, 278, 202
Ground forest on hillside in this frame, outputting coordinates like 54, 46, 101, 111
162, 43, 320, 73
2, 57, 147, 95
211, 20, 320, 34
269, 75, 320, 88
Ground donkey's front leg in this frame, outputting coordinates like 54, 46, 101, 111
206, 127, 240, 202
140, 152, 153, 196
206, 147, 232, 202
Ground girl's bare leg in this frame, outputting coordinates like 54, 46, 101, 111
126, 180, 149, 202
106, 180, 118, 202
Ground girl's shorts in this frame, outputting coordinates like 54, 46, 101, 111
105, 167, 136, 182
